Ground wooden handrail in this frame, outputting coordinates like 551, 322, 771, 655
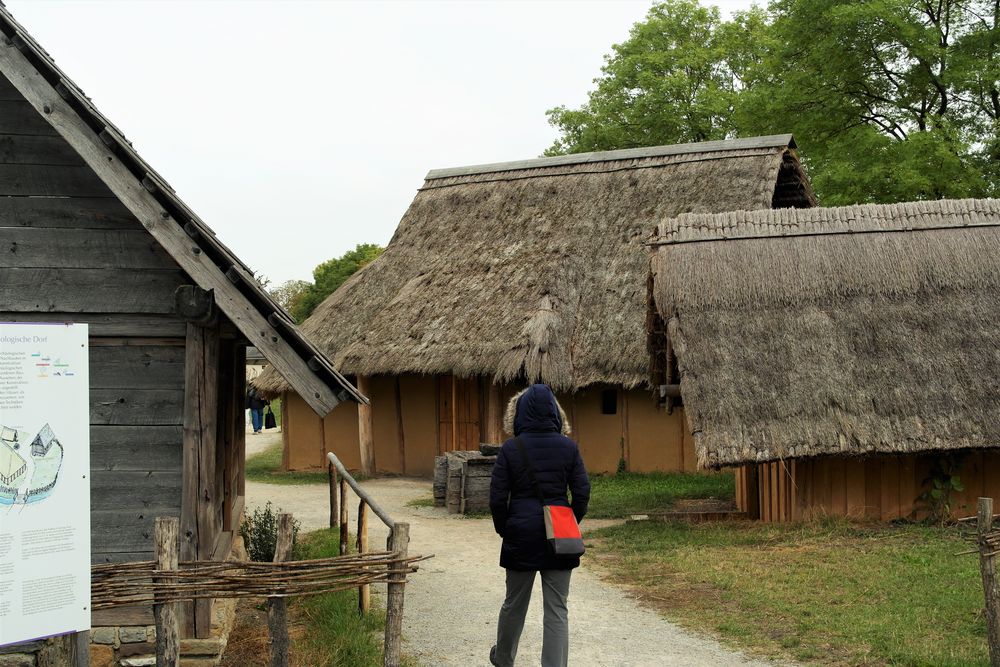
327, 451, 395, 531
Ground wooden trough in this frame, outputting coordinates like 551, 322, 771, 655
434, 445, 498, 515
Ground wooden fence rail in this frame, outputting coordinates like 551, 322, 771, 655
327, 450, 412, 667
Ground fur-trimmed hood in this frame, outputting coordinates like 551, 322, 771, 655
502, 385, 571, 436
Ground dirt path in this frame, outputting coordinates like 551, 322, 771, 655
246, 470, 781, 667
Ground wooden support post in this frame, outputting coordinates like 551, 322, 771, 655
154, 517, 180, 667
357, 500, 370, 614
329, 462, 339, 530
451, 376, 457, 453
358, 376, 375, 476
383, 522, 410, 667
339, 477, 349, 556
978, 497, 1000, 666
394, 377, 406, 474
268, 513, 294, 667
68, 631, 90, 667
484, 381, 503, 444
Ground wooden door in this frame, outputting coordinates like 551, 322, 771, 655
437, 375, 481, 453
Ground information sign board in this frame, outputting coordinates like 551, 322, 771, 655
0, 323, 90, 646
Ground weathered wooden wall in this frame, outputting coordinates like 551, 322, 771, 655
736, 451, 1000, 522
0, 71, 245, 630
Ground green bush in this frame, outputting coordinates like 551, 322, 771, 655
240, 501, 300, 562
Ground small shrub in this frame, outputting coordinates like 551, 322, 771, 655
240, 501, 300, 562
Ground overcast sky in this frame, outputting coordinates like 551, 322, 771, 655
7, 0, 755, 284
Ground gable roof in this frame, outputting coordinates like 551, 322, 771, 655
650, 198, 1000, 468
0, 5, 364, 415
256, 134, 815, 396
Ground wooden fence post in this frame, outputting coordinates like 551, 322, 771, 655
268, 513, 294, 667
154, 516, 180, 667
329, 462, 338, 530
979, 498, 1000, 667
339, 477, 349, 556
383, 522, 409, 667
357, 500, 370, 614
68, 631, 90, 667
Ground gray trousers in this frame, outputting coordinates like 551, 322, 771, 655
494, 569, 572, 667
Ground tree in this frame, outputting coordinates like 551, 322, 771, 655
546, 0, 1000, 203
268, 279, 310, 314
544, 0, 755, 155
290, 243, 383, 322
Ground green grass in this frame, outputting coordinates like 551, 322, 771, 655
245, 443, 330, 485
585, 471, 735, 518
591, 519, 987, 665
405, 496, 435, 509
293, 529, 416, 667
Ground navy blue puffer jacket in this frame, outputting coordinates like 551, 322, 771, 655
489, 384, 590, 571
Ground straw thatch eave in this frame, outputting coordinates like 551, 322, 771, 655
651, 198, 1000, 468
256, 135, 814, 397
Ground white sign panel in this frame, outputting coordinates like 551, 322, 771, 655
0, 323, 90, 646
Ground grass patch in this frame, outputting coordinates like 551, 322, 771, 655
585, 471, 735, 518
246, 443, 330, 485
292, 529, 417, 667
405, 496, 435, 509
591, 519, 987, 665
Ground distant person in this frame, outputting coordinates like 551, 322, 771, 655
245, 386, 269, 435
489, 384, 590, 667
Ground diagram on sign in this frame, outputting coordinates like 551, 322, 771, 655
0, 423, 64, 507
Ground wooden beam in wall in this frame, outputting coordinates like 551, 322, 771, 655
357, 376, 375, 476
0, 39, 342, 417
180, 322, 219, 638
394, 377, 406, 474
484, 381, 503, 445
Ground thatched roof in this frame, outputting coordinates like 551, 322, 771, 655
650, 198, 1000, 468
257, 135, 815, 395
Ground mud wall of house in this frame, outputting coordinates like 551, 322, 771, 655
737, 450, 1000, 522
283, 374, 438, 476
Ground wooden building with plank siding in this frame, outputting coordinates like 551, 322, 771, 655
649, 199, 1000, 522
0, 5, 362, 655
256, 136, 816, 476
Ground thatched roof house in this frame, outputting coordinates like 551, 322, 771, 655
650, 198, 1000, 520
259, 135, 816, 476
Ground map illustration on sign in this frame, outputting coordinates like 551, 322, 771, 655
0, 422, 64, 507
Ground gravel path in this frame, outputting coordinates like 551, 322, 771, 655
245, 443, 779, 666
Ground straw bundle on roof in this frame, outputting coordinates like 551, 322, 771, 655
256, 135, 813, 395
651, 198, 1000, 468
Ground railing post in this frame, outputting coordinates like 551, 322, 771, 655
329, 461, 338, 529
979, 498, 1000, 667
339, 477, 349, 556
154, 516, 180, 667
383, 522, 409, 667
357, 500, 370, 614
268, 513, 294, 667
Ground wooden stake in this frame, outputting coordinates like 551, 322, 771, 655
268, 513, 294, 667
358, 376, 375, 476
383, 522, 410, 667
154, 517, 180, 667
340, 478, 349, 556
69, 631, 90, 667
329, 462, 338, 530
357, 500, 370, 614
979, 498, 1000, 666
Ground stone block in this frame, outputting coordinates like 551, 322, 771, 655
0, 654, 34, 667
121, 659, 156, 667
119, 626, 149, 644
179, 639, 221, 656
89, 644, 115, 667
90, 627, 117, 645
179, 660, 217, 667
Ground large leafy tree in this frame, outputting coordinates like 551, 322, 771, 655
290, 243, 383, 322
548, 0, 1000, 203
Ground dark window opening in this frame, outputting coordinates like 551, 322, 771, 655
601, 389, 618, 415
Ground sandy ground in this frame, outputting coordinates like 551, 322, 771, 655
245, 432, 780, 666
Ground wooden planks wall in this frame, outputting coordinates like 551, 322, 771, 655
741, 451, 1000, 523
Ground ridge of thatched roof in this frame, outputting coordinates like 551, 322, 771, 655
650, 198, 1000, 468
256, 135, 815, 396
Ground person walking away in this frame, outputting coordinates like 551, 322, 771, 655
489, 384, 590, 667
245, 386, 269, 435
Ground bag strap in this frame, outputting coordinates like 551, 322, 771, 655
514, 437, 547, 506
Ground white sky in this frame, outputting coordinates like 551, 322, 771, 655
7, 0, 755, 284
